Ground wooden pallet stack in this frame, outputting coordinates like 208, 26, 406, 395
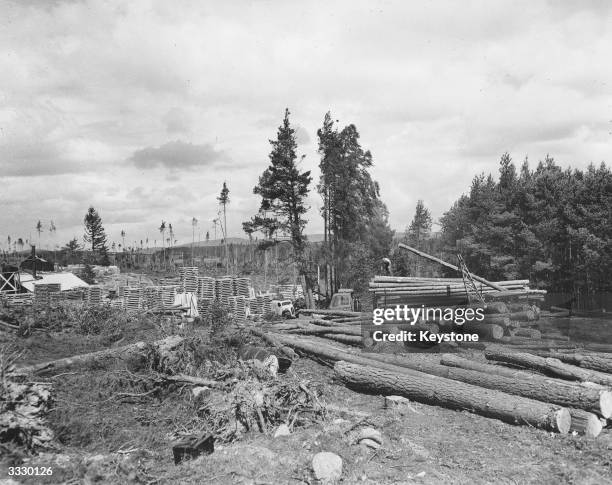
178, 267, 199, 293
215, 277, 233, 303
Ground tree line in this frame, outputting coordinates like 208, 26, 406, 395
395, 154, 611, 307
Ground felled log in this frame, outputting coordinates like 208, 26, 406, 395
163, 374, 225, 388
498, 336, 576, 349
16, 335, 185, 376
264, 323, 302, 331
308, 318, 343, 327
334, 361, 570, 433
482, 302, 509, 314
320, 334, 362, 345
549, 306, 570, 317
511, 328, 542, 339
439, 354, 612, 417
299, 309, 364, 318
534, 352, 612, 375
539, 333, 570, 341
478, 315, 511, 327
286, 325, 362, 336
507, 302, 535, 312
252, 330, 388, 368
459, 322, 504, 340
0, 319, 19, 332
485, 346, 612, 387
568, 409, 603, 438
358, 350, 612, 418
328, 317, 367, 324
441, 354, 533, 379
509, 310, 536, 322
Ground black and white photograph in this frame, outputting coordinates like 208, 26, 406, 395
1, 1, 611, 483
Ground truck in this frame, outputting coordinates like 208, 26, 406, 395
270, 299, 295, 319
329, 288, 361, 312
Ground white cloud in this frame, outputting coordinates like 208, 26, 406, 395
0, 0, 610, 247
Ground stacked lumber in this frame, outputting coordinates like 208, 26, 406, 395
1, 292, 34, 307
370, 276, 545, 307
252, 328, 612, 438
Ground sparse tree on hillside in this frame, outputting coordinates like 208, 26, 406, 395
159, 221, 166, 267
218, 182, 230, 272
121, 230, 126, 251
218, 183, 230, 238
35, 221, 42, 248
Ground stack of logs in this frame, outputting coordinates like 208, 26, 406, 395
255, 317, 612, 439
294, 303, 553, 345
370, 276, 546, 308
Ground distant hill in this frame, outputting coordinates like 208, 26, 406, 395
174, 234, 326, 249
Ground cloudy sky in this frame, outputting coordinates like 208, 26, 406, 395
1, 0, 610, 250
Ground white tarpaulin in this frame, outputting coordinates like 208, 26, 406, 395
20, 272, 89, 293
173, 292, 199, 317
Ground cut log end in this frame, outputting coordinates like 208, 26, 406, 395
569, 409, 603, 438
599, 391, 612, 419
555, 408, 572, 435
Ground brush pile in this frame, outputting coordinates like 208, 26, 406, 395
0, 346, 54, 455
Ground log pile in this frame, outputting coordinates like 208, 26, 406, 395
294, 301, 546, 346
369, 276, 545, 308
252, 326, 612, 438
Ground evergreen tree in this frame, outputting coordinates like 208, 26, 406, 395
440, 153, 612, 307
406, 200, 432, 248
83, 206, 110, 265
218, 182, 230, 272
247, 108, 312, 270
316, 111, 392, 292
398, 199, 433, 276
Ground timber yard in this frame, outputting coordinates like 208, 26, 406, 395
2, 239, 612, 484
2, 3, 612, 484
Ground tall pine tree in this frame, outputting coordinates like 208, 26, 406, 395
83, 206, 109, 265
246, 108, 312, 272
317, 112, 393, 293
